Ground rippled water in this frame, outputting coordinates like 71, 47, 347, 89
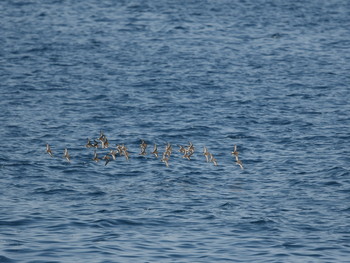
1, 0, 350, 262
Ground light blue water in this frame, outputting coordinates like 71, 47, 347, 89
1, 0, 350, 262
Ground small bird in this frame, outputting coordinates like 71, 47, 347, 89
236, 159, 244, 169
182, 142, 194, 159
85, 138, 93, 148
140, 139, 147, 149
102, 154, 111, 166
92, 140, 99, 148
203, 146, 210, 162
161, 152, 169, 167
116, 144, 123, 155
109, 150, 117, 160
139, 148, 147, 156
188, 142, 195, 153
231, 145, 239, 161
116, 144, 129, 159
98, 130, 106, 141
178, 145, 186, 154
152, 144, 159, 158
46, 143, 53, 157
121, 144, 128, 152
139, 140, 147, 156
101, 138, 109, 149
63, 148, 70, 162
92, 151, 99, 162
165, 143, 172, 156
183, 149, 194, 160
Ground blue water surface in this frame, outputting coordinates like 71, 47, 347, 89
1, 0, 350, 262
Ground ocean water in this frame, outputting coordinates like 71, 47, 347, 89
1, 0, 350, 262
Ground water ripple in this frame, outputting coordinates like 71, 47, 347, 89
1, 0, 350, 262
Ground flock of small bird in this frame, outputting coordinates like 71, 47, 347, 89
45, 131, 244, 169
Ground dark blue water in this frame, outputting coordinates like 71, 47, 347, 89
1, 0, 350, 262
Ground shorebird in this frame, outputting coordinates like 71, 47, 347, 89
101, 138, 109, 149
140, 139, 147, 149
92, 150, 99, 162
165, 143, 172, 156
109, 150, 117, 160
183, 149, 194, 160
116, 144, 123, 155
139, 148, 147, 156
116, 144, 129, 158
63, 148, 70, 162
139, 140, 147, 156
231, 145, 239, 161
178, 145, 186, 154
85, 138, 93, 148
98, 130, 106, 141
188, 142, 195, 153
236, 159, 244, 169
182, 142, 194, 159
119, 145, 130, 161
152, 144, 159, 158
121, 144, 128, 152
46, 143, 53, 157
102, 154, 111, 166
92, 140, 99, 148
161, 152, 169, 167
162, 143, 172, 157
203, 146, 210, 162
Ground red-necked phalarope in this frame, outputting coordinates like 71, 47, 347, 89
178, 145, 186, 154
102, 154, 111, 166
98, 130, 106, 142
165, 143, 172, 156
46, 143, 53, 157
231, 145, 239, 161
85, 138, 93, 148
116, 144, 123, 155
63, 148, 70, 162
183, 149, 194, 160
152, 144, 159, 158
203, 146, 210, 162
92, 150, 99, 162
109, 150, 117, 160
92, 140, 99, 148
139, 140, 147, 156
161, 152, 169, 167
101, 138, 109, 149
188, 142, 195, 152
140, 139, 147, 148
